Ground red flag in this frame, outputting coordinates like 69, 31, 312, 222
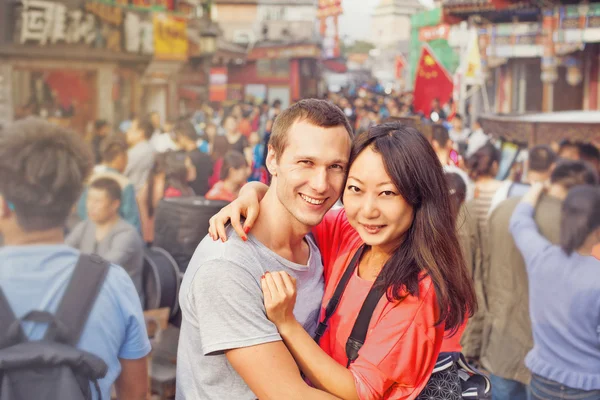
395, 55, 406, 80
413, 46, 453, 116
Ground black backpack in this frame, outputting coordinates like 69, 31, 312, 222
314, 245, 492, 400
0, 254, 110, 400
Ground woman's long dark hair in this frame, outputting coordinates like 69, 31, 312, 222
146, 153, 167, 218
560, 185, 600, 255
349, 123, 477, 333
164, 151, 192, 195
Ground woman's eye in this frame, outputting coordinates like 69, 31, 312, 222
347, 185, 360, 193
381, 191, 396, 196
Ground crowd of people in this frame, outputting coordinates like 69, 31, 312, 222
0, 89, 599, 400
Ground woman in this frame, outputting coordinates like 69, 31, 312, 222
208, 136, 230, 189
137, 151, 195, 244
510, 183, 600, 400
205, 150, 249, 202
210, 124, 476, 399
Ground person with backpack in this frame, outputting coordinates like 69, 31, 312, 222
0, 118, 150, 400
209, 124, 478, 399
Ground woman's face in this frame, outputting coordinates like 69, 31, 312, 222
343, 146, 414, 253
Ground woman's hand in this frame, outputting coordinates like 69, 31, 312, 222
261, 271, 298, 330
208, 182, 266, 241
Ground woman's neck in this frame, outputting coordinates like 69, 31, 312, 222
358, 245, 393, 281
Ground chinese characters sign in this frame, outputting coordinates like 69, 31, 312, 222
17, 0, 154, 56
153, 14, 188, 61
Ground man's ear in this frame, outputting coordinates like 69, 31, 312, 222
266, 145, 278, 177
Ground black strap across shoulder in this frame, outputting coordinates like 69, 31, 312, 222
0, 253, 110, 348
313, 244, 385, 367
313, 245, 365, 345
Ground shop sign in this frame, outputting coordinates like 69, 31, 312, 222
418, 24, 450, 42
209, 67, 227, 102
153, 14, 188, 61
487, 22, 543, 58
248, 44, 320, 60
317, 0, 342, 18
17, 0, 154, 55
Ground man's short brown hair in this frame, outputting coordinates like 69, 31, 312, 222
0, 117, 93, 231
269, 99, 353, 159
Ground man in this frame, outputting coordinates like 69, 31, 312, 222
480, 160, 598, 400
150, 116, 179, 153
91, 119, 111, 163
489, 145, 557, 213
466, 118, 490, 158
176, 99, 353, 400
449, 114, 470, 155
125, 116, 155, 192
174, 119, 214, 196
431, 125, 473, 200
68, 178, 144, 302
0, 118, 150, 400
557, 140, 581, 161
77, 135, 141, 231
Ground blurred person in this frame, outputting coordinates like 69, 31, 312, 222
489, 145, 557, 213
429, 98, 447, 122
150, 118, 179, 153
0, 118, 149, 400
137, 154, 166, 245
67, 178, 144, 301
481, 160, 598, 400
460, 143, 502, 361
77, 135, 141, 231
510, 183, 600, 400
91, 119, 111, 163
198, 122, 218, 154
149, 111, 162, 136
205, 151, 249, 202
163, 151, 196, 198
174, 119, 213, 197
449, 114, 470, 156
124, 116, 155, 192
238, 110, 254, 138
578, 142, 600, 173
208, 136, 230, 189
466, 118, 490, 158
248, 132, 268, 183
223, 114, 249, 155
557, 140, 581, 161
430, 125, 473, 200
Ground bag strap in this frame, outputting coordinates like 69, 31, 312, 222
313, 245, 365, 345
345, 284, 385, 367
45, 254, 110, 346
0, 287, 25, 348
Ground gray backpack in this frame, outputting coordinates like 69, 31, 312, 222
0, 254, 110, 400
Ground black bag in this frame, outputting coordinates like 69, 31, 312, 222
0, 254, 110, 400
314, 245, 492, 400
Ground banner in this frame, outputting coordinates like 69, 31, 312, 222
153, 14, 188, 61
209, 67, 228, 102
464, 30, 482, 84
413, 45, 453, 115
395, 55, 406, 80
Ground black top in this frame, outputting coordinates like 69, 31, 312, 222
188, 149, 214, 197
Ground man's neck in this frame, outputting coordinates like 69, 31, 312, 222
95, 215, 120, 242
526, 171, 548, 185
3, 227, 64, 246
547, 184, 568, 200
250, 189, 311, 264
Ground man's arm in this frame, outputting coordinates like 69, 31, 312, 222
114, 357, 148, 400
226, 342, 340, 400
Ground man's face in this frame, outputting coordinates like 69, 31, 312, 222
87, 188, 119, 224
267, 120, 352, 228
126, 120, 142, 146
452, 118, 463, 131
99, 125, 110, 137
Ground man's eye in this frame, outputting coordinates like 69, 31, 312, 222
299, 160, 313, 166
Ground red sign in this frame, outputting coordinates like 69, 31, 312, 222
209, 67, 228, 102
418, 24, 450, 42
413, 46, 453, 115
395, 55, 405, 80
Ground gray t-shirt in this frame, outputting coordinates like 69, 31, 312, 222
175, 227, 324, 400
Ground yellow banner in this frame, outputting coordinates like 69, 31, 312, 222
153, 14, 188, 61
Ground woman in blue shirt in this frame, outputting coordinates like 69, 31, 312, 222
510, 183, 600, 400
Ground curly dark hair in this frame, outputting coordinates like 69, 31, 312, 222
0, 117, 93, 231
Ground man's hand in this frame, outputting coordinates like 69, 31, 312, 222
208, 182, 267, 241
522, 181, 547, 207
